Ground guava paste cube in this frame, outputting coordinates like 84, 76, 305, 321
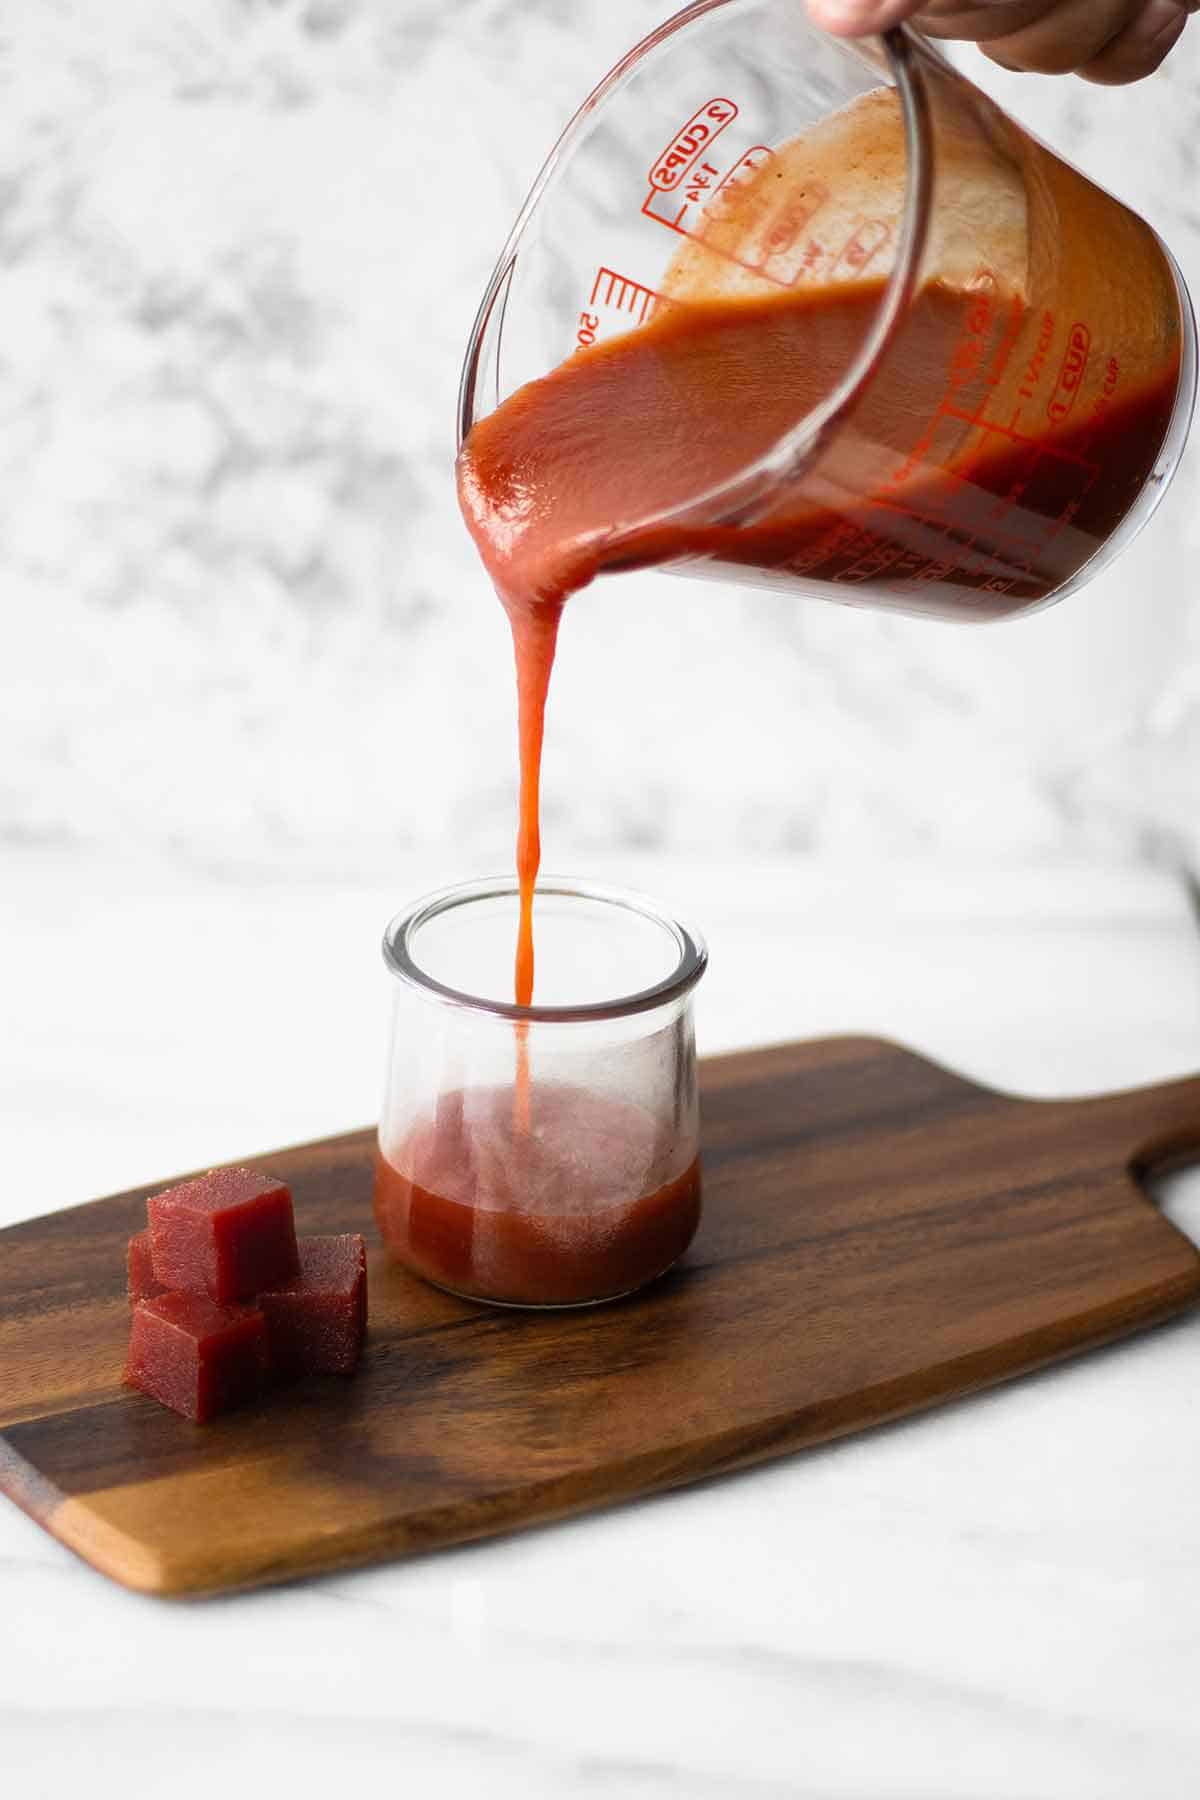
125, 1291, 267, 1423
259, 1235, 368, 1379
127, 1230, 164, 1304
148, 1166, 299, 1304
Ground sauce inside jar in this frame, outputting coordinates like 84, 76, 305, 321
374, 1083, 701, 1307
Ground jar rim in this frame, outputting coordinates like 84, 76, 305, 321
382, 876, 708, 1024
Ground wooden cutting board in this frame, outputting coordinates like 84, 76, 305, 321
3, 1036, 1199, 1599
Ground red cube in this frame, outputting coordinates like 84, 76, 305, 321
259, 1235, 367, 1379
127, 1229, 165, 1304
149, 1166, 299, 1304
125, 1292, 267, 1423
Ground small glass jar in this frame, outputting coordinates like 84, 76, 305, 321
374, 877, 707, 1308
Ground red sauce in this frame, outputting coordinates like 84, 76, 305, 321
445, 94, 1183, 1305
374, 1085, 701, 1307
460, 281, 1180, 1003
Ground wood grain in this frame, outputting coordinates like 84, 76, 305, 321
2, 1036, 1199, 1599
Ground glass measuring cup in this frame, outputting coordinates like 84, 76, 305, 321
458, 0, 1195, 622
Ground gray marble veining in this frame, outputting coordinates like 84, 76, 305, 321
1, 1, 1197, 876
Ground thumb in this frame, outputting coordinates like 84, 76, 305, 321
805, 0, 929, 30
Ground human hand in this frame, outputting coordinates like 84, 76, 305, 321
806, 0, 1195, 83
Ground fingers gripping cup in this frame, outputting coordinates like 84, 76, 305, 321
374, 881, 707, 1308
458, 0, 1195, 622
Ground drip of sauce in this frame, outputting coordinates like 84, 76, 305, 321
460, 283, 1179, 991
459, 88, 1182, 997
395, 87, 1183, 1308
510, 602, 563, 1007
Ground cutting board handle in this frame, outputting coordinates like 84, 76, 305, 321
1061, 1071, 1200, 1180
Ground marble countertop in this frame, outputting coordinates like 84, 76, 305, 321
4, 848, 1200, 1798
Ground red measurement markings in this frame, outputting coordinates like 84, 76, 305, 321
935, 281, 1097, 475
830, 218, 892, 280
589, 266, 668, 323
1017, 308, 1056, 402
943, 280, 997, 407
575, 267, 677, 351
761, 187, 828, 261
645, 168, 826, 293
1078, 356, 1122, 447
644, 184, 707, 233
939, 404, 1101, 473
748, 184, 829, 284
711, 146, 774, 204
642, 116, 781, 269
839, 534, 923, 585
820, 290, 1106, 595
647, 99, 738, 194
984, 289, 1026, 394
785, 215, 893, 287
852, 430, 1102, 591
1047, 323, 1091, 423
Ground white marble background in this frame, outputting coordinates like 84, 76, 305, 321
2, 0, 1198, 877
5, 11, 1200, 1797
